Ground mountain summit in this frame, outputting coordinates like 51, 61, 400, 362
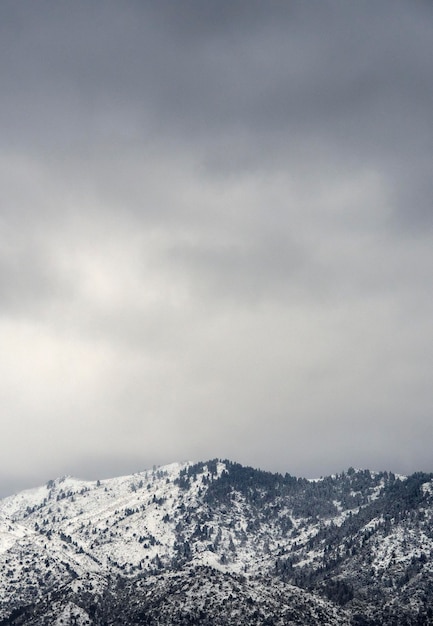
1, 460, 433, 624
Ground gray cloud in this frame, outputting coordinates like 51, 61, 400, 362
0, 0, 432, 496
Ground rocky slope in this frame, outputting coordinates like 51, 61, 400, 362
1, 460, 433, 624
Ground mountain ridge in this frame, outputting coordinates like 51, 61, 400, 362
1, 459, 433, 624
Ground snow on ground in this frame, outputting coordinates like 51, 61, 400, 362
0, 460, 431, 621
54, 602, 91, 626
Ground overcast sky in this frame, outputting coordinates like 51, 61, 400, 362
1, 0, 432, 496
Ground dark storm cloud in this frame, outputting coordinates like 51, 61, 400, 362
0, 0, 432, 496
2, 2, 431, 149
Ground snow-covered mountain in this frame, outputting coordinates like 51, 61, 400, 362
1, 460, 433, 624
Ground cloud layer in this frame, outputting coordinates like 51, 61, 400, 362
1, 1, 432, 495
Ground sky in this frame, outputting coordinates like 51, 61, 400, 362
1, 0, 433, 497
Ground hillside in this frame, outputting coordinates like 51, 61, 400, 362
1, 460, 433, 624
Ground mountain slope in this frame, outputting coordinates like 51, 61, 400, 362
1, 566, 348, 626
1, 460, 433, 624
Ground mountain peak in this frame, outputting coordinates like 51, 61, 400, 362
1, 460, 433, 624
